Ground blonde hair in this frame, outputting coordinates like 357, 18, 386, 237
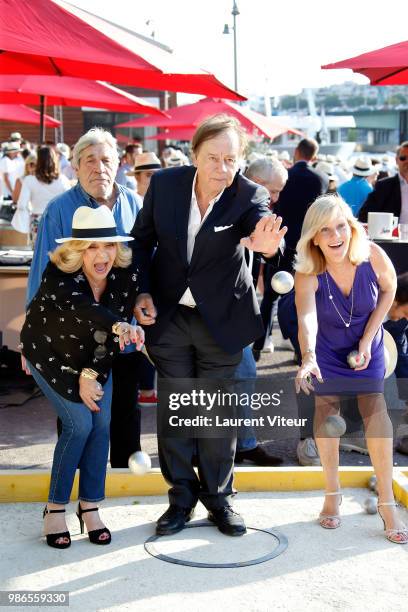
24, 153, 37, 176
49, 240, 132, 274
294, 194, 370, 275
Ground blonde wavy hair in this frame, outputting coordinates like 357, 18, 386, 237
294, 194, 370, 275
49, 240, 132, 274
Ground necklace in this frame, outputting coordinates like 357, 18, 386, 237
324, 271, 354, 328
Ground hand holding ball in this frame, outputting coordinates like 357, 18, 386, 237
271, 271, 294, 294
347, 351, 366, 369
128, 451, 151, 475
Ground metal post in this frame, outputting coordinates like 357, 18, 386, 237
39, 95, 46, 144
232, 1, 239, 91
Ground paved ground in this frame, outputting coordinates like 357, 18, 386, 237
0, 490, 407, 612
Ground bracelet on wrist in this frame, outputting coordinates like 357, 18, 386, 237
80, 368, 99, 380
302, 348, 315, 359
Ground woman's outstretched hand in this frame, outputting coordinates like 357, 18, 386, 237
295, 355, 323, 395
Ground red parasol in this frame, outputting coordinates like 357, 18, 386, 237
116, 97, 302, 141
0, 0, 245, 100
0, 104, 61, 127
322, 40, 408, 85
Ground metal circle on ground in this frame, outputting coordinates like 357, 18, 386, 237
144, 520, 288, 568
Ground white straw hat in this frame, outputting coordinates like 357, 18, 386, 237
55, 206, 134, 243
352, 156, 374, 177
316, 161, 336, 181
126, 151, 161, 175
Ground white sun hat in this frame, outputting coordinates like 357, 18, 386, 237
352, 156, 375, 177
55, 206, 134, 243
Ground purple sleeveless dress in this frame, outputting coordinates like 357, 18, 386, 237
314, 260, 385, 395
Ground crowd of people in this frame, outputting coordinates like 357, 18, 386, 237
1, 118, 407, 548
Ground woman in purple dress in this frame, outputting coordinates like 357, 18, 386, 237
295, 194, 407, 544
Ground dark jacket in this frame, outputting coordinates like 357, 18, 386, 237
275, 160, 326, 268
358, 175, 401, 222
21, 262, 139, 400
130, 166, 272, 354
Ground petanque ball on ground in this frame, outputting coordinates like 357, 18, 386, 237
364, 496, 378, 514
322, 415, 347, 437
368, 474, 377, 492
271, 271, 294, 294
128, 451, 151, 475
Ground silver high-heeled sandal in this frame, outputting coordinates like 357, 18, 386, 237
377, 502, 408, 545
319, 491, 342, 529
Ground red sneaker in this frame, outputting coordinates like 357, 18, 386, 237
138, 391, 158, 407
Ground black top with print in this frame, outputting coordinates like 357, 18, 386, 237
21, 262, 139, 401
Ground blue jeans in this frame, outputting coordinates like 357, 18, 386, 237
235, 346, 257, 451
28, 362, 112, 505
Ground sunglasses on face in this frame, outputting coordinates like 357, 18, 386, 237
399, 156, 408, 162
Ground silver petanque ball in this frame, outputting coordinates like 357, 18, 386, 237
271, 271, 294, 294
128, 451, 151, 475
368, 474, 377, 492
322, 415, 347, 437
364, 495, 378, 514
347, 350, 366, 369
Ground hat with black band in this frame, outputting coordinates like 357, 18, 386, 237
126, 151, 162, 175
55, 206, 134, 243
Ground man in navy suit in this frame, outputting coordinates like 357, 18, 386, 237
275, 138, 327, 271
131, 115, 286, 537
358, 141, 408, 223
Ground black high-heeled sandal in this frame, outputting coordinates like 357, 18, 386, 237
76, 503, 111, 545
43, 507, 71, 549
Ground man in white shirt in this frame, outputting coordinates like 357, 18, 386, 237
132, 115, 286, 538
0, 142, 24, 199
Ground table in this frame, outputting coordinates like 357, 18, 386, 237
0, 266, 29, 351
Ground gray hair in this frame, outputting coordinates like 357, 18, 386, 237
246, 157, 288, 183
72, 128, 118, 169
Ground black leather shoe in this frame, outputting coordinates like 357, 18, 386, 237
207, 506, 247, 536
156, 505, 194, 535
235, 445, 283, 466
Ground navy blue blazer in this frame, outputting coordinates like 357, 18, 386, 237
130, 166, 272, 354
275, 161, 326, 253
358, 175, 401, 222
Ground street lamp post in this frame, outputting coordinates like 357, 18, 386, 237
223, 1, 240, 92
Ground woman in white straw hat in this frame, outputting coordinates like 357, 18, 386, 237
20, 206, 144, 549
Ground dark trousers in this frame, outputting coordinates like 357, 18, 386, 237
109, 352, 144, 467
147, 305, 242, 510
253, 264, 280, 351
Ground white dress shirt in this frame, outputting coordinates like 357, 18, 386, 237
399, 174, 408, 224
179, 172, 224, 307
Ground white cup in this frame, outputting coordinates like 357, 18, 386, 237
399, 223, 408, 241
367, 212, 394, 239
